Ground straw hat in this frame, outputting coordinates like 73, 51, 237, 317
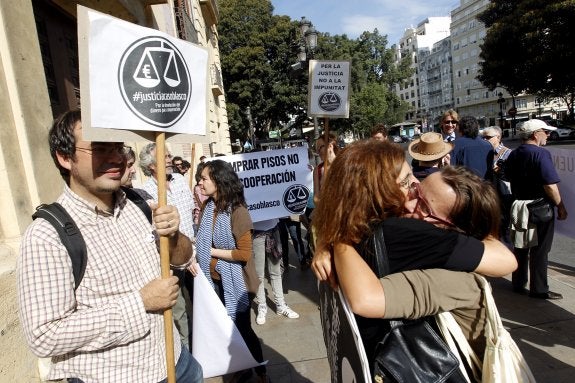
408, 132, 454, 161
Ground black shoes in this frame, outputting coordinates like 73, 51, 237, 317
529, 291, 563, 300
513, 287, 563, 300
512, 287, 529, 295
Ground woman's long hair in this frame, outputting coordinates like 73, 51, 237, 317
313, 140, 407, 247
440, 166, 500, 239
204, 160, 247, 212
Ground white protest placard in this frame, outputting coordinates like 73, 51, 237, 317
192, 270, 262, 378
77, 6, 209, 143
308, 60, 351, 118
213, 147, 313, 222
548, 147, 575, 239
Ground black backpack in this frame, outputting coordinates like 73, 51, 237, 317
32, 187, 152, 289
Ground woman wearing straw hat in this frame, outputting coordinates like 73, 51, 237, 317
409, 132, 454, 180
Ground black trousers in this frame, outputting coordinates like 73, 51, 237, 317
213, 279, 266, 376
512, 214, 555, 294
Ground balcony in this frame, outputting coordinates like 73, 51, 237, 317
200, 0, 219, 26
174, 7, 199, 44
211, 64, 223, 97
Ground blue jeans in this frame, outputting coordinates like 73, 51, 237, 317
68, 346, 203, 383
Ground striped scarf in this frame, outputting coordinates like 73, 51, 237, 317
196, 199, 249, 319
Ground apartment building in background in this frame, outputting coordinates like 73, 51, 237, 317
392, 17, 451, 123
417, 36, 454, 131
394, 0, 569, 130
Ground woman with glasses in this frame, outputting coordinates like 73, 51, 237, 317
440, 109, 459, 142
311, 140, 516, 379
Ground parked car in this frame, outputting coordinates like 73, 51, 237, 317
548, 125, 575, 141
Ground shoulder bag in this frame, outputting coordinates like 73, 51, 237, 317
526, 198, 553, 224
363, 224, 467, 383
436, 277, 536, 383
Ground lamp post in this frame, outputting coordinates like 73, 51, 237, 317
536, 97, 543, 118
293, 16, 319, 139
497, 92, 505, 129
245, 106, 255, 149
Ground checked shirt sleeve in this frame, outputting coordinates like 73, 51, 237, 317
17, 222, 151, 358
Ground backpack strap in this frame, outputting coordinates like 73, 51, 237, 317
32, 203, 87, 290
31, 190, 152, 290
122, 186, 153, 224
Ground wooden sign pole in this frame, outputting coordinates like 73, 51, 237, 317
190, 143, 196, 190
155, 132, 176, 383
323, 117, 330, 175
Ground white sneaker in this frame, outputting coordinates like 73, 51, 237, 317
276, 305, 299, 319
256, 305, 267, 325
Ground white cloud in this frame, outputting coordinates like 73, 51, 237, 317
340, 0, 456, 43
341, 15, 393, 37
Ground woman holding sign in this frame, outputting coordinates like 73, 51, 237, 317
191, 160, 268, 382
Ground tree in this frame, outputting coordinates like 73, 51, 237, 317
478, 0, 575, 119
218, 0, 413, 141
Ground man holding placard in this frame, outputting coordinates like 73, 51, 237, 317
17, 110, 203, 382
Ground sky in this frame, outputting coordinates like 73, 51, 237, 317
270, 0, 460, 45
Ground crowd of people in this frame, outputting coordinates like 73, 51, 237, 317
16, 107, 569, 382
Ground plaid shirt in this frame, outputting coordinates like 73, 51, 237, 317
17, 186, 181, 382
141, 173, 196, 240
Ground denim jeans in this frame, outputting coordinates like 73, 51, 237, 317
67, 346, 203, 383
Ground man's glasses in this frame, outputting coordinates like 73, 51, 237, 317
483, 135, 495, 140
444, 120, 458, 125
75, 144, 131, 157
413, 183, 456, 228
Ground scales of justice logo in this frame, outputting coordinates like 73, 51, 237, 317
118, 36, 191, 127
283, 184, 310, 214
318, 92, 341, 112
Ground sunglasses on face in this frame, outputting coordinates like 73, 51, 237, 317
444, 120, 458, 125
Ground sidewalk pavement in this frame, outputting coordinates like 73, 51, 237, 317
206, 256, 575, 383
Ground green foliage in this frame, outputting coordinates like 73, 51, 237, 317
218, 0, 413, 141
478, 0, 575, 118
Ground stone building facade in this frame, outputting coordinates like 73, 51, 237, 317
0, 1, 228, 380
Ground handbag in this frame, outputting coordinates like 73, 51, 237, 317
526, 198, 553, 224
362, 223, 467, 383
436, 277, 536, 383
373, 318, 462, 383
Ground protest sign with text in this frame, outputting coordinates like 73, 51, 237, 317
78, 6, 209, 143
548, 147, 575, 239
308, 60, 351, 118
213, 147, 313, 222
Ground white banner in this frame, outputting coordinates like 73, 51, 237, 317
192, 269, 261, 378
308, 60, 351, 118
213, 147, 313, 222
78, 6, 208, 139
548, 147, 575, 239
